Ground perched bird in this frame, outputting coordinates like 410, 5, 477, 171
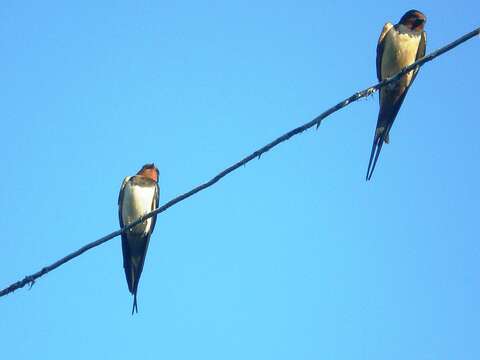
118, 163, 160, 314
366, 9, 427, 180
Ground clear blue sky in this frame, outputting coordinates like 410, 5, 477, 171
1, 1, 479, 359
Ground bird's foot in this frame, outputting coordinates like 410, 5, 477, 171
365, 87, 376, 99
25, 276, 36, 290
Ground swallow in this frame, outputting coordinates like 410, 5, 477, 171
118, 163, 160, 314
366, 9, 427, 180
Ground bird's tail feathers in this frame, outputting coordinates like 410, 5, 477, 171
366, 133, 385, 181
131, 292, 138, 315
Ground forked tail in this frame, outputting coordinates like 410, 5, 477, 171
366, 134, 385, 181
131, 292, 138, 315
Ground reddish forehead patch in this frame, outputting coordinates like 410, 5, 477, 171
137, 166, 159, 182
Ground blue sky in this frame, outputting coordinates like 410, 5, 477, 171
1, 1, 479, 359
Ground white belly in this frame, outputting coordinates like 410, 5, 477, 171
121, 183, 155, 235
381, 27, 421, 84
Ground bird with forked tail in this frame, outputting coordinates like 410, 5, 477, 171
118, 163, 160, 314
366, 9, 427, 180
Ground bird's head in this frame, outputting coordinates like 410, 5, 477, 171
137, 163, 159, 183
399, 9, 426, 32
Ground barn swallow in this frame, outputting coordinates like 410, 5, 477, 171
118, 163, 160, 314
366, 9, 427, 180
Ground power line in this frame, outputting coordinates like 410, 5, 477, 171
1, 27, 478, 298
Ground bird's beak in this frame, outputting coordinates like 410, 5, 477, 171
415, 18, 425, 26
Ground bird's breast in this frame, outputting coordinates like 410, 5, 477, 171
121, 183, 156, 236
381, 28, 421, 82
